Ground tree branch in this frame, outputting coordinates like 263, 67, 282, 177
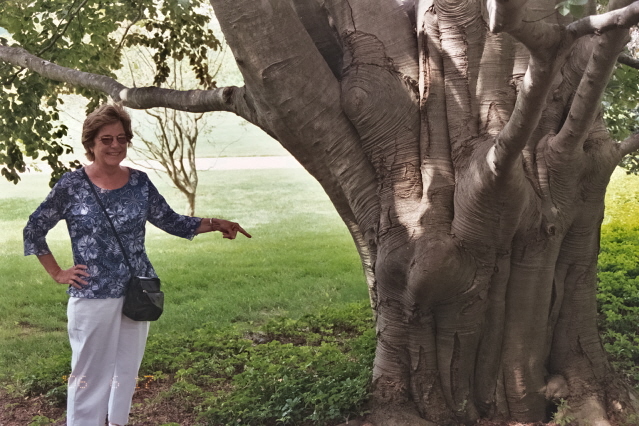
435, 0, 487, 153
487, 0, 639, 56
488, 54, 560, 175
0, 45, 123, 92
487, 0, 562, 56
484, 2, 570, 175
324, 0, 422, 235
619, 133, 639, 158
555, 28, 629, 151
566, 1, 639, 39
116, 7, 144, 52
487, 1, 638, 174
118, 85, 250, 116
416, 0, 455, 231
0, 45, 261, 125
618, 52, 639, 69
553, 0, 635, 152
323, 0, 419, 81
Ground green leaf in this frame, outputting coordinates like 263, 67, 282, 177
555, 0, 588, 17
569, 4, 586, 17
556, 2, 572, 16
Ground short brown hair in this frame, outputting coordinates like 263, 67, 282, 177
82, 104, 134, 161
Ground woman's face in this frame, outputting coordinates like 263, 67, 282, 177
92, 121, 128, 168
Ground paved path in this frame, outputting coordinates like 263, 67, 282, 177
124, 156, 302, 171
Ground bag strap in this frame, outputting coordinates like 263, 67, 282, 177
81, 168, 135, 275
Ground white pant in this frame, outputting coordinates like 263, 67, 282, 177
66, 297, 149, 426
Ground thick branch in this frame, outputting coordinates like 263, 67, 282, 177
618, 52, 639, 69
436, 0, 486, 154
498, 0, 639, 53
416, 0, 454, 231
497, 17, 562, 55
119, 85, 254, 117
0, 45, 125, 95
488, 55, 558, 175
289, 1, 343, 79
567, 1, 639, 39
323, 0, 419, 81
555, 29, 628, 151
618, 133, 639, 158
487, 1, 638, 174
0, 45, 261, 125
488, 4, 566, 175
323, 0, 422, 245
209, 0, 382, 309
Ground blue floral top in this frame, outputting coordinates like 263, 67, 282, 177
23, 168, 202, 299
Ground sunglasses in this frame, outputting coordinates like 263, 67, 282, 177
99, 135, 129, 145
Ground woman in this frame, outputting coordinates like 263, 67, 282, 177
23, 104, 251, 426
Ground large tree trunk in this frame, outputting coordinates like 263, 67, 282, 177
207, 0, 639, 424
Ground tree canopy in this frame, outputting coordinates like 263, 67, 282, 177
0, 0, 220, 185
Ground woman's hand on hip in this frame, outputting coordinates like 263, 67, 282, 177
54, 265, 90, 289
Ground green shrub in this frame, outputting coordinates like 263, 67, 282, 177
17, 351, 70, 400
598, 224, 639, 388
28, 416, 56, 426
200, 330, 375, 425
142, 302, 375, 425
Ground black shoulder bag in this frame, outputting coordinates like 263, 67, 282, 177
82, 169, 164, 321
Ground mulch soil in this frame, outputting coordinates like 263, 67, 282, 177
0, 383, 562, 426
0, 378, 200, 426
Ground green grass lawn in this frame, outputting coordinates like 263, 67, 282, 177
0, 167, 368, 382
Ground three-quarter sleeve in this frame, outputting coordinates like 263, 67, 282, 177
146, 178, 201, 239
24, 175, 70, 256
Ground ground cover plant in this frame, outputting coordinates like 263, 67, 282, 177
136, 302, 376, 425
597, 169, 639, 391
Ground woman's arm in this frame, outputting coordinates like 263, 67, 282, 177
195, 218, 252, 239
24, 173, 70, 256
24, 173, 89, 290
145, 176, 251, 240
37, 253, 89, 289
